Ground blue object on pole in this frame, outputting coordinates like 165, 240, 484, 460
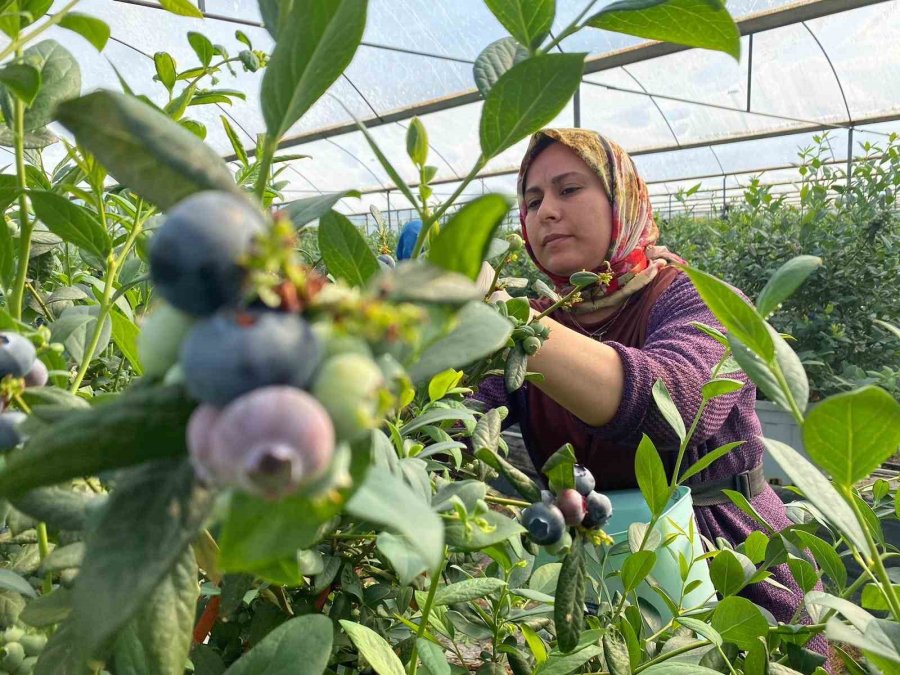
396, 219, 423, 260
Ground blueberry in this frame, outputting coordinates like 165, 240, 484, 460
583, 491, 613, 529
186, 404, 221, 484
181, 311, 321, 407
0, 412, 27, 452
0, 332, 36, 378
312, 353, 384, 442
556, 488, 587, 526
149, 191, 265, 316
540, 489, 554, 505
522, 502, 565, 546
203, 386, 335, 499
574, 464, 595, 496
23, 359, 48, 388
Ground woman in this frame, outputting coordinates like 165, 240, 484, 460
476, 128, 828, 661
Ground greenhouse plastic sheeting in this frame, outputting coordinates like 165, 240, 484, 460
1, 0, 899, 215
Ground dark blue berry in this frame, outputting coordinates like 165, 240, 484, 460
574, 464, 595, 496
0, 412, 27, 452
181, 311, 321, 406
583, 491, 613, 529
522, 502, 565, 546
149, 191, 265, 316
0, 332, 36, 379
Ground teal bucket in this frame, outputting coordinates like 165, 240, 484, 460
534, 486, 716, 622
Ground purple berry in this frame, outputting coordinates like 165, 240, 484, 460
574, 465, 595, 496
23, 359, 48, 388
583, 491, 613, 529
149, 191, 265, 316
180, 311, 321, 407
0, 332, 36, 378
186, 404, 221, 484
522, 502, 565, 546
204, 386, 335, 499
0, 412, 27, 452
556, 488, 587, 526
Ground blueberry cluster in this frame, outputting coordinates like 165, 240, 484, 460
0, 626, 47, 675
0, 333, 48, 453
521, 465, 612, 548
146, 191, 386, 500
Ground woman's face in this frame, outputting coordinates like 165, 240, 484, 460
523, 142, 612, 277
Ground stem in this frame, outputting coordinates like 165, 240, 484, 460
9, 71, 32, 321
533, 286, 583, 321
843, 486, 900, 621
411, 156, 486, 258
540, 0, 601, 54
485, 494, 530, 508
670, 399, 709, 491
407, 549, 448, 675
253, 135, 278, 201
25, 281, 54, 320
0, 0, 82, 63
36, 522, 51, 594
772, 360, 805, 426
634, 639, 711, 672
69, 262, 115, 393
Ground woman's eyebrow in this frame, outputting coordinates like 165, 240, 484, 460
525, 171, 587, 195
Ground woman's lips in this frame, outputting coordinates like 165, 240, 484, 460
542, 234, 572, 248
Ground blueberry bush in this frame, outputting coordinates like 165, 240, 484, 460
0, 1, 898, 675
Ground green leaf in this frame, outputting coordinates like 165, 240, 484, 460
347, 466, 443, 570
0, 568, 37, 598
416, 638, 450, 675
621, 550, 656, 592
0, 386, 195, 499
756, 255, 822, 318
787, 556, 818, 594
428, 194, 512, 280
728, 327, 808, 414
281, 190, 360, 229
50, 305, 110, 366
543, 443, 577, 493
409, 302, 513, 383
554, 538, 585, 653
10, 486, 95, 532
0, 62, 40, 104
32, 617, 90, 674
406, 117, 428, 167
475, 447, 542, 503
535, 646, 604, 675
20, 587, 73, 628
639, 665, 724, 674
261, 0, 368, 139
504, 344, 528, 393
224, 615, 333, 675
376, 532, 429, 586
28, 191, 111, 258
444, 510, 525, 551
339, 620, 405, 675
55, 91, 243, 211
111, 546, 198, 675
73, 460, 213, 659
318, 210, 379, 287
701, 377, 743, 400
434, 578, 506, 606
677, 617, 723, 646
218, 489, 342, 578
484, 0, 555, 51
221, 115, 248, 166
803, 386, 900, 487
7, 40, 80, 132
587, 0, 740, 59
159, 0, 202, 18
651, 378, 685, 441
792, 531, 847, 589
709, 549, 753, 597
678, 441, 744, 483
763, 437, 869, 554
374, 262, 481, 306
710, 596, 768, 650
109, 309, 143, 375
480, 53, 584, 159
399, 407, 474, 436
472, 37, 528, 96
188, 32, 215, 67
636, 433, 669, 516
741, 530, 769, 566
428, 369, 462, 403
472, 408, 502, 453
58, 13, 110, 51
680, 266, 774, 363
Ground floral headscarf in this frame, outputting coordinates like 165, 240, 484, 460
517, 128, 683, 313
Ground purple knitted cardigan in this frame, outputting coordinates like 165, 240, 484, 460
474, 273, 828, 657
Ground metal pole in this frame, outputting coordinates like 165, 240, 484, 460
668, 193, 672, 219
574, 83, 581, 128
722, 175, 727, 215
746, 34, 753, 112
847, 127, 854, 190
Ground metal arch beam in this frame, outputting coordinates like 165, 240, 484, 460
801, 22, 853, 123
226, 0, 893, 161
619, 65, 681, 146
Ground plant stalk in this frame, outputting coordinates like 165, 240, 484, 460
253, 135, 278, 201
407, 549, 448, 675
0, 0, 82, 63
9, 68, 32, 321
